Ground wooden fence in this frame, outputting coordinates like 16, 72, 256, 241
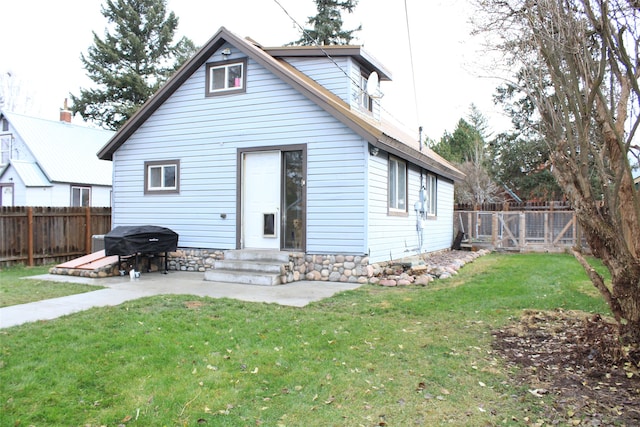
455, 201, 573, 211
0, 207, 112, 267
455, 210, 587, 252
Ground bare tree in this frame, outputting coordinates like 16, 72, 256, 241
473, 0, 640, 356
455, 159, 505, 205
0, 70, 34, 114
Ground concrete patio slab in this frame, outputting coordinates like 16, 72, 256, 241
0, 272, 363, 329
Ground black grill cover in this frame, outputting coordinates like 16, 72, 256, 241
104, 225, 178, 256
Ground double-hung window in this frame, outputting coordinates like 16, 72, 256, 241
388, 156, 407, 213
71, 186, 90, 207
359, 74, 374, 112
145, 160, 180, 194
206, 58, 247, 96
1, 136, 10, 165
425, 173, 437, 216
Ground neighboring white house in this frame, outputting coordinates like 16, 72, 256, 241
98, 27, 464, 266
0, 108, 114, 207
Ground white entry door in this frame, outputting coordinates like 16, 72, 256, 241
243, 151, 281, 249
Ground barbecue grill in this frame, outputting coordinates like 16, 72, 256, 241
105, 225, 178, 274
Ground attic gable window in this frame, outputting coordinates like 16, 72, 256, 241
145, 160, 180, 194
205, 58, 247, 96
359, 75, 374, 112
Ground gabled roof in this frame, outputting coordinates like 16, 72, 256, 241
0, 159, 51, 187
2, 111, 114, 186
98, 26, 463, 182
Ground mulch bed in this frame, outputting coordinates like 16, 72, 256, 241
492, 309, 640, 426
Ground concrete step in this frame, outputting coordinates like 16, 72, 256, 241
204, 249, 291, 286
204, 269, 281, 286
224, 249, 290, 263
214, 259, 283, 274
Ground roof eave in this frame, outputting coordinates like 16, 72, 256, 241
263, 45, 392, 81
371, 136, 465, 182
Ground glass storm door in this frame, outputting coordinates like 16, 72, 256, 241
282, 150, 304, 250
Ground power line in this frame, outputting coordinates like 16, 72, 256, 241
271, 0, 413, 130
271, 0, 351, 79
404, 0, 421, 130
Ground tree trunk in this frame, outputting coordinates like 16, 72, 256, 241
472, 0, 640, 359
610, 265, 640, 353
576, 208, 640, 360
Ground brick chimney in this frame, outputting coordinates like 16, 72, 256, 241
60, 98, 72, 123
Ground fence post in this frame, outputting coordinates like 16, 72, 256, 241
544, 212, 549, 245
574, 212, 580, 249
27, 207, 34, 266
492, 213, 498, 247
519, 212, 526, 251
85, 207, 92, 255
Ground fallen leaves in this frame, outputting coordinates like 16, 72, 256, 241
493, 309, 640, 426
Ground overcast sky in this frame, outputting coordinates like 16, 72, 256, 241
1, 0, 510, 140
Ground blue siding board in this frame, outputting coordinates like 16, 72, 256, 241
112, 54, 368, 254
285, 57, 351, 102
365, 153, 455, 263
111, 46, 455, 260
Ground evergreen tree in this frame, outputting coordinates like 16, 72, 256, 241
489, 71, 563, 201
489, 131, 562, 201
432, 118, 482, 164
291, 0, 361, 46
71, 0, 196, 130
431, 105, 504, 204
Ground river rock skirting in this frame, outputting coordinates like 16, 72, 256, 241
166, 248, 490, 285
50, 248, 489, 282
166, 250, 370, 283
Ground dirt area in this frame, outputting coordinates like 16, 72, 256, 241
492, 309, 640, 426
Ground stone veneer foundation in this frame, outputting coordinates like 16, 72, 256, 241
168, 249, 225, 272
50, 248, 376, 283
168, 249, 373, 284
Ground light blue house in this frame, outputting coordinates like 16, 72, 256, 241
0, 110, 113, 207
98, 27, 463, 281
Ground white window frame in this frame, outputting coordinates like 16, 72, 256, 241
71, 186, 91, 207
205, 59, 246, 96
388, 156, 407, 214
145, 160, 180, 194
358, 75, 374, 112
1, 135, 12, 165
425, 173, 437, 216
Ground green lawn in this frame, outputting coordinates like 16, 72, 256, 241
0, 264, 103, 307
0, 253, 610, 426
